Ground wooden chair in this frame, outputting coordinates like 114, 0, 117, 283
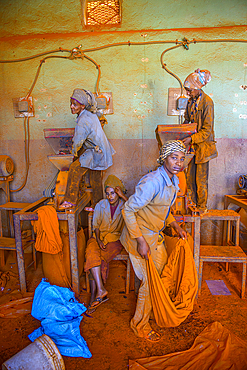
86, 211, 131, 294
198, 209, 247, 298
0, 202, 36, 271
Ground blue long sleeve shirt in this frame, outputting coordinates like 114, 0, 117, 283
120, 166, 179, 256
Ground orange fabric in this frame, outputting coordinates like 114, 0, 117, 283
177, 171, 187, 196
129, 321, 247, 370
61, 228, 86, 282
147, 236, 198, 328
42, 228, 86, 289
84, 237, 122, 283
32, 205, 63, 254
128, 242, 167, 338
42, 252, 71, 288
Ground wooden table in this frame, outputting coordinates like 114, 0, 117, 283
0, 202, 32, 267
224, 195, 247, 212
13, 191, 92, 295
0, 202, 32, 237
174, 214, 201, 277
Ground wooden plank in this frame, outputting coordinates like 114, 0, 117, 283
0, 237, 16, 250
201, 209, 240, 220
0, 202, 31, 210
16, 197, 50, 215
224, 195, 247, 211
200, 245, 247, 259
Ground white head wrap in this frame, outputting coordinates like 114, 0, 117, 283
184, 69, 211, 90
71, 89, 97, 113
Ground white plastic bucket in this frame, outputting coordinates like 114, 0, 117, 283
2, 334, 65, 370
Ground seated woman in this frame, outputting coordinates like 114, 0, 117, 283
84, 175, 128, 313
59, 88, 115, 210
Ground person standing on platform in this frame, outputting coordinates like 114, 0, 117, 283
59, 89, 115, 210
182, 69, 218, 214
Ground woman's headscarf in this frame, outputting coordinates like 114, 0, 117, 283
184, 69, 211, 90
157, 140, 187, 165
71, 89, 97, 113
104, 175, 126, 193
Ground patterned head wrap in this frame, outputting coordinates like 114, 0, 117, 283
71, 89, 97, 113
104, 175, 126, 193
157, 140, 187, 165
184, 69, 211, 90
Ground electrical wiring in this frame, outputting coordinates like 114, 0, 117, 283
0, 41, 181, 64
10, 54, 101, 192
0, 49, 71, 63
1, 37, 246, 98
26, 55, 74, 99
25, 53, 101, 99
160, 38, 247, 91
1, 36, 246, 192
1, 38, 246, 65
160, 44, 184, 95
83, 55, 101, 95
10, 115, 30, 192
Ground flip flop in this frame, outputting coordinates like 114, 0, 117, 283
84, 207, 94, 212
86, 303, 96, 315
145, 330, 161, 342
90, 296, 109, 309
58, 201, 75, 211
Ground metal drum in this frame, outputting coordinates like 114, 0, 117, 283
238, 175, 247, 189
0, 155, 14, 177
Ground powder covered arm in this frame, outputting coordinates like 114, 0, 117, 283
191, 100, 214, 144
122, 178, 157, 239
72, 115, 91, 156
92, 202, 102, 230
183, 103, 190, 124
166, 212, 176, 226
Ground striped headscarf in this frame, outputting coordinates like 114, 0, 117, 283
157, 140, 187, 165
190, 90, 202, 123
184, 69, 211, 90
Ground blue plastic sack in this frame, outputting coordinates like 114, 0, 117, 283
28, 279, 92, 358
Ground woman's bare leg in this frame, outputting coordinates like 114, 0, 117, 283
90, 265, 108, 299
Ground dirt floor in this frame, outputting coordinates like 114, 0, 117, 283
0, 248, 247, 369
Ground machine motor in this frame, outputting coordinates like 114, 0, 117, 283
0, 155, 14, 177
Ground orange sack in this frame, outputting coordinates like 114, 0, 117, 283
147, 235, 198, 328
32, 205, 63, 254
129, 321, 247, 370
32, 205, 86, 288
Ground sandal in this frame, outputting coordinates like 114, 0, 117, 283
58, 201, 75, 211
145, 330, 161, 342
87, 303, 96, 315
90, 296, 109, 309
84, 207, 94, 212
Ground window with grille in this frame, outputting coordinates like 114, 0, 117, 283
86, 0, 121, 26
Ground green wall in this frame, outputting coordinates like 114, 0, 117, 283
0, 0, 246, 206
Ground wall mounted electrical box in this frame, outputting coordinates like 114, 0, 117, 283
12, 97, 34, 118
94, 92, 113, 115
167, 88, 189, 116
177, 96, 188, 110
96, 96, 107, 109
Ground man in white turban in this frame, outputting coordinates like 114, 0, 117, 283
182, 69, 218, 214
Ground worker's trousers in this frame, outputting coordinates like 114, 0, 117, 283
64, 158, 103, 205
129, 242, 167, 338
186, 156, 209, 211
